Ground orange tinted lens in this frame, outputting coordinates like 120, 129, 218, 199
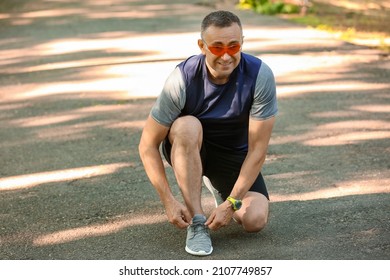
208, 46, 224, 56
226, 44, 241, 55
208, 44, 240, 56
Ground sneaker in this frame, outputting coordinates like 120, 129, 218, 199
185, 214, 213, 256
203, 176, 239, 224
202, 176, 223, 208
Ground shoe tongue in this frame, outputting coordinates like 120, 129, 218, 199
192, 214, 206, 223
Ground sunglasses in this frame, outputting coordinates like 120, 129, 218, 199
203, 41, 241, 56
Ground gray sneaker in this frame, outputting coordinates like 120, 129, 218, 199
185, 214, 213, 256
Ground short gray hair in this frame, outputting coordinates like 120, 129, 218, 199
201, 10, 242, 36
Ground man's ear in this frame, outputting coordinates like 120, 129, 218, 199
198, 39, 206, 54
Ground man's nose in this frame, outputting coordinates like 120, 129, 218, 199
220, 52, 231, 60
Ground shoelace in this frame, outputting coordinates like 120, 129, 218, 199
188, 222, 209, 239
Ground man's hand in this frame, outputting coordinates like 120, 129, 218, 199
163, 197, 192, 229
205, 201, 235, 231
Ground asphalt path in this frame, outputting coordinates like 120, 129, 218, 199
0, 0, 389, 261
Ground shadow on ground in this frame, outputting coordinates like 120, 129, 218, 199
0, 0, 389, 259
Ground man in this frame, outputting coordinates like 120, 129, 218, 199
138, 10, 277, 256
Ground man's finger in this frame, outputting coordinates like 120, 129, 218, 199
182, 208, 192, 224
205, 212, 216, 226
176, 220, 189, 229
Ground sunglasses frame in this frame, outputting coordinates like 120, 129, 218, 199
202, 40, 241, 56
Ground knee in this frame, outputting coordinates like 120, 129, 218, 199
172, 116, 202, 132
241, 212, 268, 233
170, 116, 203, 147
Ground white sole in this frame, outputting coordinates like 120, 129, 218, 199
185, 245, 213, 256
202, 176, 221, 208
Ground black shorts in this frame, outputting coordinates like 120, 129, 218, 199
162, 139, 269, 200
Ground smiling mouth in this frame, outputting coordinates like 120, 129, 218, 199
219, 62, 232, 67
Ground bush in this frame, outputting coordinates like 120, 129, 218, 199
239, 0, 300, 15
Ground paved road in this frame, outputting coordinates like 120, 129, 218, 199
0, 0, 389, 260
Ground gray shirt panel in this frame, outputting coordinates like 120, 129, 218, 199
150, 67, 186, 127
151, 60, 277, 126
250, 62, 278, 120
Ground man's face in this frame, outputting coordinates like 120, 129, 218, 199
198, 23, 243, 84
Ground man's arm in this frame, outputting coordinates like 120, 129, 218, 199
230, 116, 275, 199
206, 116, 275, 230
138, 115, 191, 228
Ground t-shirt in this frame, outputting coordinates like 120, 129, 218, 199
151, 53, 278, 151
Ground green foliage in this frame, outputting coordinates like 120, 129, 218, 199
239, 0, 300, 15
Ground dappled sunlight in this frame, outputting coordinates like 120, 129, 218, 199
245, 28, 352, 77
2, 78, 133, 100
304, 130, 390, 146
37, 36, 137, 56
313, 120, 390, 130
11, 114, 82, 127
33, 196, 216, 247
97, 61, 181, 98
272, 118, 390, 146
268, 170, 318, 180
2, 1, 208, 23
1, 32, 199, 73
107, 120, 145, 129
261, 50, 380, 79
9, 103, 145, 128
0, 1, 193, 23
0, 31, 201, 100
0, 0, 388, 261
310, 110, 361, 118
304, 119, 390, 146
271, 178, 390, 202
8, 104, 149, 131
1, 10, 383, 101
352, 104, 390, 113
277, 81, 388, 98
1, 102, 149, 145
34, 120, 110, 141
0, 163, 132, 191
271, 130, 390, 146
244, 27, 344, 56
0, 102, 29, 112
35, 119, 145, 141
15, 8, 86, 19
0, 0, 209, 101
33, 213, 166, 246
244, 27, 336, 41
7, 72, 386, 101
84, 10, 163, 20
322, 0, 390, 11
0, 62, 181, 101
1, 11, 385, 101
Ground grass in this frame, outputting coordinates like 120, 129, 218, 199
238, 0, 390, 52
282, 0, 390, 52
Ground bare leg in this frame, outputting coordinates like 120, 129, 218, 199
233, 191, 269, 233
168, 116, 204, 217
